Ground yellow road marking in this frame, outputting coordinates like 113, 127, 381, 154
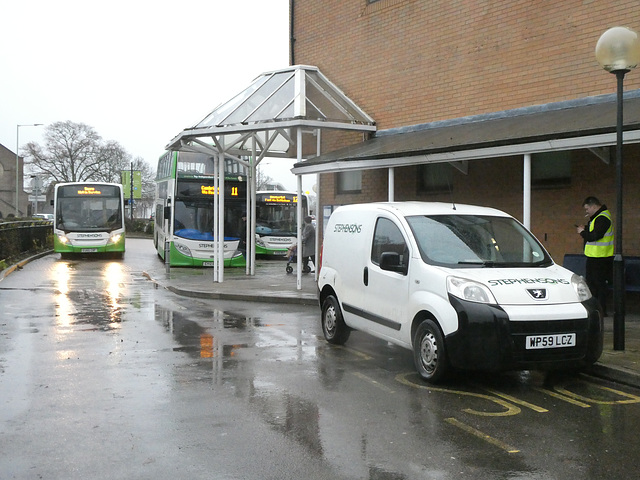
554, 383, 640, 405
534, 387, 591, 408
352, 372, 396, 393
396, 373, 521, 417
483, 388, 549, 413
334, 345, 374, 360
445, 417, 520, 453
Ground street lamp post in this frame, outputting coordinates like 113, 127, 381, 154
15, 123, 43, 216
595, 27, 640, 351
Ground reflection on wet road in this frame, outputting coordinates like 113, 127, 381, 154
2, 239, 640, 480
51, 260, 126, 331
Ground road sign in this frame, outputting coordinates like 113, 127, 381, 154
121, 170, 142, 199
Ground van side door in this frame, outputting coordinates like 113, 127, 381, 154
361, 216, 410, 343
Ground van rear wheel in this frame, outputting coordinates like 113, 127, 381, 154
413, 319, 448, 383
321, 296, 350, 345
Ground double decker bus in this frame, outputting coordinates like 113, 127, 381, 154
154, 151, 247, 267
52, 182, 126, 258
255, 191, 309, 256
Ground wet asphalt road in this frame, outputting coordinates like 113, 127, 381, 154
2, 239, 640, 479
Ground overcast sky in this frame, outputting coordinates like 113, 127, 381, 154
0, 0, 313, 191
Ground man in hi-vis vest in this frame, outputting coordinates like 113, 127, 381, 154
576, 196, 614, 316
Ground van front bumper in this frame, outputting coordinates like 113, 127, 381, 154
444, 295, 603, 372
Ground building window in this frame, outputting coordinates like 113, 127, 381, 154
532, 151, 571, 188
418, 163, 453, 194
337, 171, 362, 194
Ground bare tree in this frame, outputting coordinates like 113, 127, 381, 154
24, 121, 103, 183
256, 164, 275, 190
22, 120, 158, 218
24, 120, 136, 189
94, 140, 131, 183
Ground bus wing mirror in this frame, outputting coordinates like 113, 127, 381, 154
164, 206, 171, 220
50, 199, 54, 206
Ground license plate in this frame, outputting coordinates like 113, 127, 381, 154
202, 262, 215, 267
81, 248, 98, 253
526, 333, 576, 349
274, 251, 287, 256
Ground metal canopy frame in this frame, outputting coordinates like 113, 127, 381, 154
165, 65, 376, 288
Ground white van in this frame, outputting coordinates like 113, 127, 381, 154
318, 202, 603, 383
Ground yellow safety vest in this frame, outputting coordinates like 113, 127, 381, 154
584, 209, 614, 257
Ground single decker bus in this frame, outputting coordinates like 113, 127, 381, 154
255, 190, 309, 256
52, 182, 126, 258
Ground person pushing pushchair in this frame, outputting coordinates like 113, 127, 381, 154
285, 216, 315, 274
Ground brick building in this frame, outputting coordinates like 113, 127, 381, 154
289, 0, 640, 261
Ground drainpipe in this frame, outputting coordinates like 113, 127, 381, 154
523, 153, 531, 229
289, 0, 295, 65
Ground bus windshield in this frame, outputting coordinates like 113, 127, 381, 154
256, 193, 307, 236
173, 178, 246, 241
174, 200, 244, 241
56, 185, 123, 233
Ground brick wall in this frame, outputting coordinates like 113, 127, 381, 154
293, 0, 640, 260
294, 0, 640, 127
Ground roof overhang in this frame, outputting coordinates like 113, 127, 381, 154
291, 90, 640, 174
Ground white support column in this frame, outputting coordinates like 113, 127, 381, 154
213, 153, 219, 282
314, 128, 321, 282
388, 167, 395, 202
523, 153, 531, 229
218, 155, 226, 283
296, 127, 303, 290
248, 137, 257, 276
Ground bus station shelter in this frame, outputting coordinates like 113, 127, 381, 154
166, 65, 376, 288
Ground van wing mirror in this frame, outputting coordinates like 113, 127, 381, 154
379, 251, 406, 274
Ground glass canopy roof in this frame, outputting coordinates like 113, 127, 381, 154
166, 65, 376, 158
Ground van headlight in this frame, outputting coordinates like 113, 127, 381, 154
447, 276, 497, 304
571, 274, 592, 302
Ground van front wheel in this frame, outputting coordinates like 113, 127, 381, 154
413, 319, 448, 383
321, 296, 350, 345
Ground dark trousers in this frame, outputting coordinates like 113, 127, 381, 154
585, 256, 613, 314
302, 255, 315, 270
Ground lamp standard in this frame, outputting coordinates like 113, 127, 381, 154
15, 123, 43, 216
595, 27, 640, 351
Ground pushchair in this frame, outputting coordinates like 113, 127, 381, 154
285, 244, 312, 274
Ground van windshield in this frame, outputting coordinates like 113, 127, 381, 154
405, 214, 553, 268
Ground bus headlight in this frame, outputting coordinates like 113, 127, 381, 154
255, 235, 265, 247
108, 233, 122, 244
571, 274, 592, 302
57, 234, 70, 245
174, 242, 192, 257
447, 276, 497, 304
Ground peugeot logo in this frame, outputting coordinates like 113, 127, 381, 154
527, 288, 547, 300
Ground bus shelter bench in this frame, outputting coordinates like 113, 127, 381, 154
562, 254, 640, 293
